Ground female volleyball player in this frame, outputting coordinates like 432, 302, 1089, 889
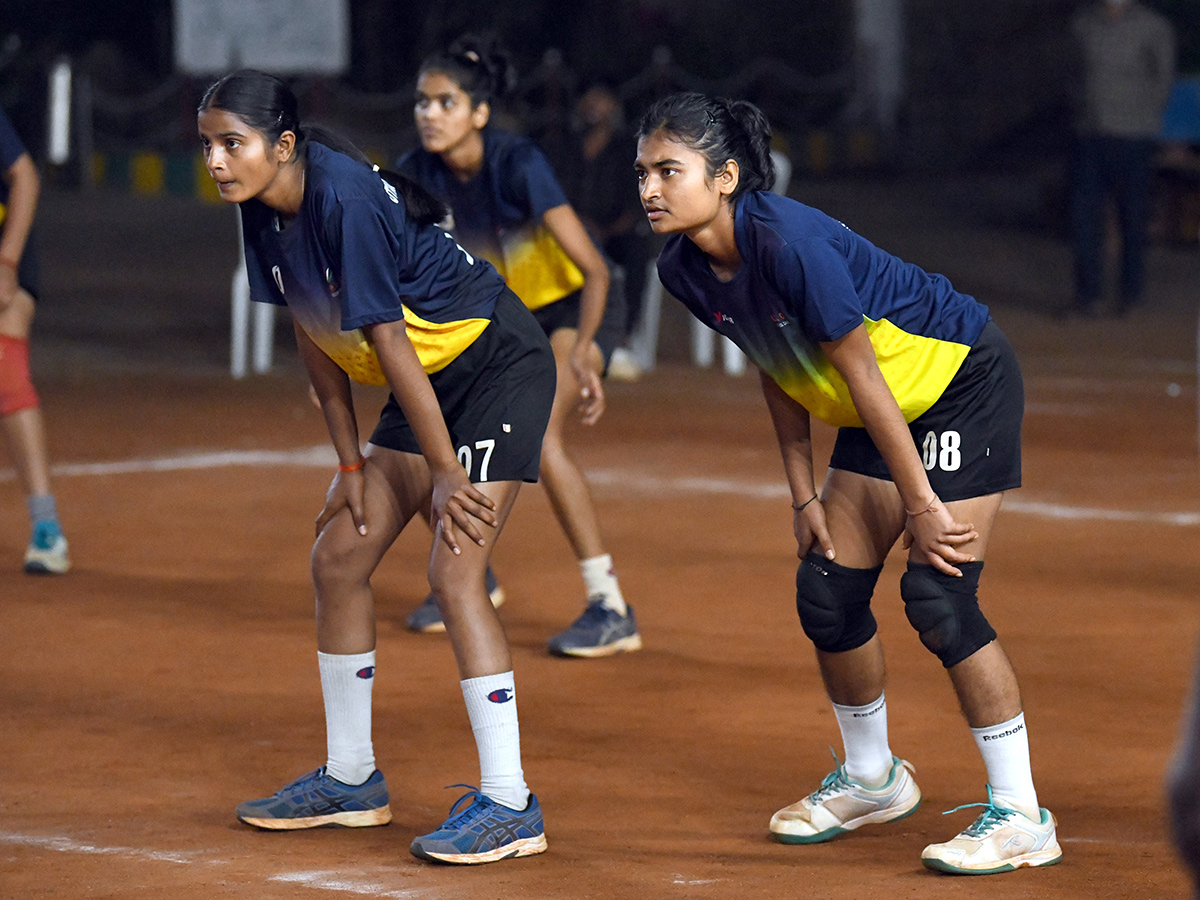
635, 92, 1061, 875
395, 34, 640, 658
198, 69, 554, 865
0, 107, 68, 574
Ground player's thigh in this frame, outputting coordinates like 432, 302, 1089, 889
313, 445, 428, 577
937, 491, 1005, 561
821, 467, 906, 569
0, 287, 34, 338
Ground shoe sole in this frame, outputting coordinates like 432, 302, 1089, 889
410, 588, 505, 634
24, 560, 70, 575
772, 794, 921, 844
237, 805, 393, 830
411, 833, 547, 865
549, 632, 643, 659
921, 845, 1063, 875
24, 551, 69, 575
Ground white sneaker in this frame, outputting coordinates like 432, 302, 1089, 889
770, 755, 921, 844
24, 521, 69, 575
606, 347, 642, 382
921, 787, 1062, 874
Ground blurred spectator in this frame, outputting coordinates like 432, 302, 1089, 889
1068, 0, 1176, 317
561, 81, 659, 380
0, 105, 68, 574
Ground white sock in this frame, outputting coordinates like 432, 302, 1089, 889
461, 671, 529, 810
972, 712, 1040, 819
318, 651, 377, 786
581, 554, 626, 615
832, 693, 894, 787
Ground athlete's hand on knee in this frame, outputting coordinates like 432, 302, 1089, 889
794, 498, 836, 561
432, 474, 497, 554
902, 500, 976, 576
316, 465, 368, 537
570, 349, 605, 425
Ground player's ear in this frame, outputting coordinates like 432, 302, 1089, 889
471, 101, 491, 130
275, 130, 297, 163
716, 159, 739, 197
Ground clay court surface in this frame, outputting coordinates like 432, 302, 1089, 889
2, 181, 1198, 898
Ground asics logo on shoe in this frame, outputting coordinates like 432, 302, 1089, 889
356, 667, 375, 679
487, 688, 514, 703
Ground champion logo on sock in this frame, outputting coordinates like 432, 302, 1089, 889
487, 688, 513, 703
355, 666, 375, 679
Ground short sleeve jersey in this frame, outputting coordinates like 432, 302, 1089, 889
0, 107, 28, 216
240, 142, 506, 384
397, 128, 581, 310
656, 191, 990, 428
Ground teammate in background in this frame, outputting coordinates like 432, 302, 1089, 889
636, 92, 1060, 875
0, 106, 68, 574
199, 70, 554, 865
397, 34, 641, 658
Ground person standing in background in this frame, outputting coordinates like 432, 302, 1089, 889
0, 105, 68, 574
562, 81, 658, 381
1068, 0, 1175, 317
398, 35, 642, 658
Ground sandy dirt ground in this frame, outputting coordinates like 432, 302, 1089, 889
1, 179, 1197, 898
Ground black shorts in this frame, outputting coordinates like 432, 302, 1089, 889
369, 288, 556, 484
530, 280, 626, 372
828, 320, 1023, 502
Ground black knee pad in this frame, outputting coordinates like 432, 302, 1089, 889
900, 561, 996, 668
795, 552, 881, 653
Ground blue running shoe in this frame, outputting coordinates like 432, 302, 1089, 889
236, 766, 392, 829
547, 601, 642, 658
410, 786, 547, 865
407, 567, 504, 633
24, 520, 69, 575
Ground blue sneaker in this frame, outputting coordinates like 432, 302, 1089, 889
236, 766, 392, 830
547, 601, 642, 658
24, 520, 69, 575
410, 786, 547, 865
406, 567, 504, 633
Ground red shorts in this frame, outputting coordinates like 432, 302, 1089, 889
0, 334, 39, 415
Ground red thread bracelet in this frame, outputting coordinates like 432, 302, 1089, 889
338, 457, 365, 472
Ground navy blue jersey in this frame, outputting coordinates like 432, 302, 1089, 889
0, 107, 27, 211
240, 142, 507, 382
397, 128, 582, 310
657, 190, 990, 427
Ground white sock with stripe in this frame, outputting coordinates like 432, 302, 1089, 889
461, 671, 529, 810
318, 650, 377, 786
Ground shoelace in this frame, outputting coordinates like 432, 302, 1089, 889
940, 801, 1014, 837
810, 748, 853, 802
439, 784, 493, 826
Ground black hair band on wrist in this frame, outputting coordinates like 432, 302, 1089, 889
792, 496, 817, 512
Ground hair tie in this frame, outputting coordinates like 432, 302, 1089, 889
463, 50, 480, 63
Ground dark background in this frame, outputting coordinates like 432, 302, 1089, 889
2, 0, 1198, 174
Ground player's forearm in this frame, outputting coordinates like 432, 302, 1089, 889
367, 320, 459, 475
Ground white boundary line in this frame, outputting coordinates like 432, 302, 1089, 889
0, 445, 1195, 527
0, 830, 435, 898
